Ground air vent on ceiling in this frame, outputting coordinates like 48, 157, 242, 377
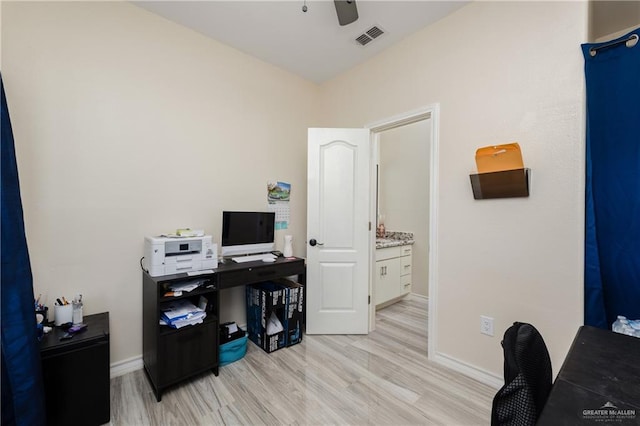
355, 25, 385, 47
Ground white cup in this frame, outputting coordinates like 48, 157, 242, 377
54, 304, 73, 326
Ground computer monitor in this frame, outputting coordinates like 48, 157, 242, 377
220, 211, 275, 257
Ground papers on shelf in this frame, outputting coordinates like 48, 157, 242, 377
160, 299, 206, 329
168, 279, 206, 293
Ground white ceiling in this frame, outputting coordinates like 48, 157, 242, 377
133, 1, 469, 83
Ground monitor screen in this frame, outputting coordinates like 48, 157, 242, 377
221, 211, 275, 248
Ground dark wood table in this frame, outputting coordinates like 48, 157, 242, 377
40, 312, 110, 425
538, 325, 640, 425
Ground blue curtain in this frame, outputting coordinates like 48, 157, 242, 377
582, 28, 640, 329
1, 74, 46, 425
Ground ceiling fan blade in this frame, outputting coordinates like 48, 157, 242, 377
334, 0, 358, 26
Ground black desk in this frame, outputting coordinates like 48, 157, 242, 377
215, 256, 306, 290
142, 257, 305, 401
538, 326, 640, 425
40, 312, 110, 426
215, 255, 306, 327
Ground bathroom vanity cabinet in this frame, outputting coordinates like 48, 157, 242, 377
375, 244, 412, 307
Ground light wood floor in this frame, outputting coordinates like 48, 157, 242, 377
110, 296, 495, 425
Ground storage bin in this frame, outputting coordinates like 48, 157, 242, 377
220, 321, 245, 344
219, 334, 247, 366
275, 279, 304, 347
246, 282, 287, 353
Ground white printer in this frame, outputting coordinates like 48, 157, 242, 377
144, 235, 218, 277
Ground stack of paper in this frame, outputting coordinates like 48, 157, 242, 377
169, 279, 206, 293
160, 300, 206, 329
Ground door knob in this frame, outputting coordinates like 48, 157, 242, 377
309, 239, 324, 247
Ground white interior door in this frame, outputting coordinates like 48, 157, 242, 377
306, 128, 371, 334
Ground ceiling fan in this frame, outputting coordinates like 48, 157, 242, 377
334, 0, 359, 26
301, 0, 359, 26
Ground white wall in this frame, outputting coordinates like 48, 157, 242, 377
378, 120, 431, 297
589, 1, 640, 41
4, 0, 590, 381
320, 1, 587, 378
2, 2, 318, 365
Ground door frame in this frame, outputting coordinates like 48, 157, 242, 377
365, 104, 440, 359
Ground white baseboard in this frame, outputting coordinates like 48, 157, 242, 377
382, 292, 499, 390
432, 351, 503, 390
110, 355, 143, 378
409, 292, 428, 301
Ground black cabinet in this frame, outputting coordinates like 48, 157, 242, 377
142, 257, 305, 402
40, 312, 110, 426
142, 272, 219, 402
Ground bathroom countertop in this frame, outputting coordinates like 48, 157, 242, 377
376, 231, 414, 249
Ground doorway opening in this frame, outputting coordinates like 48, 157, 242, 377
367, 105, 439, 359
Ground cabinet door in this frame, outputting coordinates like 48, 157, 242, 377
375, 258, 401, 305
42, 339, 110, 426
158, 320, 217, 386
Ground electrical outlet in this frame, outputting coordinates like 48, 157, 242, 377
480, 315, 494, 336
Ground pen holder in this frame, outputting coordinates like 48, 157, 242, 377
54, 304, 73, 326
72, 301, 83, 325
36, 307, 48, 324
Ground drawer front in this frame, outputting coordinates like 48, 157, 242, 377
164, 254, 196, 265
376, 246, 401, 261
400, 245, 413, 257
401, 274, 412, 294
401, 255, 412, 276
217, 260, 304, 289
164, 260, 202, 275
